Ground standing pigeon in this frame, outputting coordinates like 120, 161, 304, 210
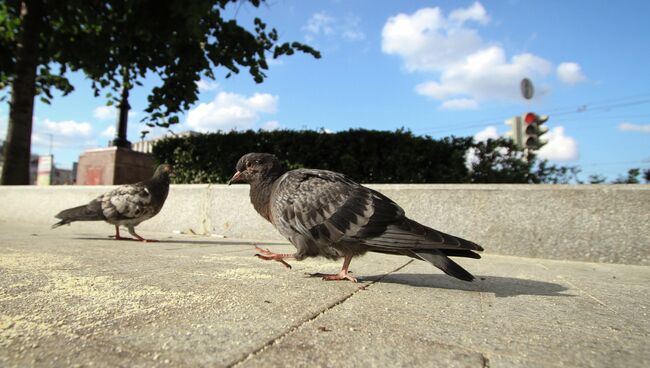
228, 153, 483, 282
52, 164, 173, 242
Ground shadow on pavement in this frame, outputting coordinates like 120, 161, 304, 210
73, 236, 263, 247
361, 273, 572, 298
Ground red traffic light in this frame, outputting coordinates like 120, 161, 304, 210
524, 112, 537, 124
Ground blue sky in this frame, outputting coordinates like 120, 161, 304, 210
1, 0, 649, 181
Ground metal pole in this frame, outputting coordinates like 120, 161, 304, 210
111, 67, 131, 149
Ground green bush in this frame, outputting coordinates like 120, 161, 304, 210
152, 129, 474, 184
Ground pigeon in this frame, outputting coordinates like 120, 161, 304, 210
52, 164, 173, 242
228, 153, 483, 282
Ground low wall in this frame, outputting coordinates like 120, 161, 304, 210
0, 184, 648, 265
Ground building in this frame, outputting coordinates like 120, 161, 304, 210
131, 131, 200, 154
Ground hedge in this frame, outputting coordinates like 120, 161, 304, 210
152, 129, 475, 184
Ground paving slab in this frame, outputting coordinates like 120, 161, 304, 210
243, 256, 649, 368
1, 221, 648, 368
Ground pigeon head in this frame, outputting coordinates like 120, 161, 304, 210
228, 153, 285, 185
153, 164, 174, 180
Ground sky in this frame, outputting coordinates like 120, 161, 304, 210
1, 0, 649, 181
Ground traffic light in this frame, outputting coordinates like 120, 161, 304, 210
505, 116, 524, 148
522, 112, 549, 150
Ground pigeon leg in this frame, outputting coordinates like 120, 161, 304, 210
254, 246, 294, 269
309, 255, 357, 282
113, 225, 134, 241
127, 226, 158, 243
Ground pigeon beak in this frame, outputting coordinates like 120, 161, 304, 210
227, 171, 243, 185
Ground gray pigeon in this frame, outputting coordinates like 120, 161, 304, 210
228, 153, 483, 282
52, 164, 173, 242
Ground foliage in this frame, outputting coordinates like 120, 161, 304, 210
612, 168, 641, 184
153, 129, 475, 184
466, 138, 533, 183
587, 174, 607, 184
532, 160, 582, 184
72, 0, 320, 130
154, 131, 605, 185
1, 0, 318, 184
0, 0, 89, 103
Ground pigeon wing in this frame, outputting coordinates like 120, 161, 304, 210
271, 169, 404, 256
272, 169, 482, 256
100, 183, 154, 222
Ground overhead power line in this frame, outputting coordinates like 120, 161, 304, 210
416, 92, 650, 135
578, 160, 650, 168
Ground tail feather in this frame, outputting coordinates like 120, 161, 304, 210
52, 202, 104, 229
408, 249, 476, 281
401, 218, 484, 251
51, 219, 70, 229
440, 249, 481, 259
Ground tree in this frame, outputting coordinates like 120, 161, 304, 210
1, 0, 319, 184
0, 0, 93, 184
467, 138, 585, 184
1, 0, 46, 185
612, 168, 641, 184
533, 160, 582, 184
75, 0, 320, 142
468, 138, 533, 183
587, 174, 607, 184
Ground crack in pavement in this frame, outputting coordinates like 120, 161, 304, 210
228, 259, 415, 368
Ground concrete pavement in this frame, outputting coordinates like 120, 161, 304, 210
1, 221, 648, 367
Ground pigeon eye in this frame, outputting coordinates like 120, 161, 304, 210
246, 161, 253, 168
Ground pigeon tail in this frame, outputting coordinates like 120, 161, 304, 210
408, 250, 476, 282
52, 203, 103, 228
399, 218, 484, 252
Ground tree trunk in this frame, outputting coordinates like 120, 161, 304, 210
1, 0, 44, 185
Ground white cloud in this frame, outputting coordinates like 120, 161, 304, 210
449, 1, 490, 25
93, 105, 115, 120
30, 118, 96, 150
465, 147, 480, 169
196, 79, 219, 92
557, 62, 586, 85
619, 122, 650, 133
440, 98, 478, 110
42, 119, 93, 137
341, 15, 366, 41
93, 105, 138, 120
465, 124, 502, 169
536, 126, 579, 161
247, 93, 278, 113
473, 125, 499, 142
303, 12, 365, 42
382, 6, 484, 72
305, 12, 335, 37
414, 46, 552, 102
186, 92, 279, 132
382, 3, 562, 107
101, 125, 116, 138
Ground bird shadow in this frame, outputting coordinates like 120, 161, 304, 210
360, 273, 572, 298
72, 236, 261, 247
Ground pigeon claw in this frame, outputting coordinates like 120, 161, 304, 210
254, 246, 293, 269
308, 271, 358, 283
113, 235, 136, 241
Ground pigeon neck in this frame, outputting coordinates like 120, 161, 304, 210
249, 176, 277, 223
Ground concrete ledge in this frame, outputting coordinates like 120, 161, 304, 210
0, 184, 648, 265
